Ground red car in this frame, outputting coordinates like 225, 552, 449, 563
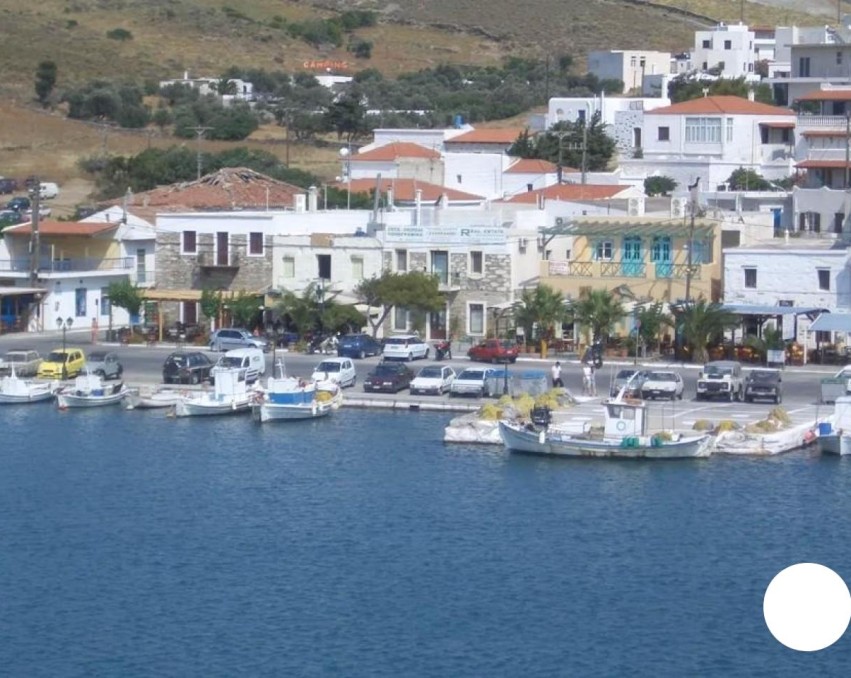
467, 339, 519, 364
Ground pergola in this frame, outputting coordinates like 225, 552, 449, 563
722, 304, 827, 362
140, 289, 265, 341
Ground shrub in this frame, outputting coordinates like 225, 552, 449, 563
106, 28, 133, 41
644, 176, 677, 196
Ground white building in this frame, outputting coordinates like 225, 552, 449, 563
587, 50, 672, 94
691, 23, 758, 81
158, 71, 254, 103
620, 94, 796, 191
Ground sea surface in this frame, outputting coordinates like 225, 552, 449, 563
2, 405, 851, 677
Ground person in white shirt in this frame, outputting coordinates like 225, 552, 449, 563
582, 363, 596, 396
551, 361, 563, 388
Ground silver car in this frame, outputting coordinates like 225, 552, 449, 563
87, 351, 124, 380
209, 328, 269, 352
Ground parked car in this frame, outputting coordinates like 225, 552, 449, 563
211, 348, 266, 385
609, 368, 650, 397
87, 351, 124, 380
0, 349, 42, 377
382, 334, 430, 361
0, 178, 18, 194
0, 209, 25, 226
311, 357, 357, 388
467, 339, 519, 364
410, 364, 456, 395
641, 370, 684, 400
6, 196, 30, 212
744, 369, 783, 404
37, 348, 86, 379
162, 351, 214, 385
337, 333, 383, 359
696, 360, 745, 401
209, 327, 268, 352
363, 362, 415, 393
450, 367, 505, 398
39, 182, 59, 199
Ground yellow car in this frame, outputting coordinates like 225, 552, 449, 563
37, 347, 86, 379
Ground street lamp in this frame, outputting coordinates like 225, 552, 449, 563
56, 316, 74, 379
339, 146, 351, 210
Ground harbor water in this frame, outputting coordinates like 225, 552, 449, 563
2, 406, 851, 677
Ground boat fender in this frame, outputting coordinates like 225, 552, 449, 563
312, 401, 318, 416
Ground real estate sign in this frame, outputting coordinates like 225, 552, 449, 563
383, 224, 507, 245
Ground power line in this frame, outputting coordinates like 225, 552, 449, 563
191, 126, 213, 180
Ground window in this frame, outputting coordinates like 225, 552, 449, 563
799, 57, 810, 77
100, 287, 111, 316
835, 213, 845, 234
469, 303, 485, 335
651, 236, 671, 262
744, 267, 757, 289
726, 119, 733, 142
690, 240, 712, 265
630, 56, 637, 67
351, 256, 364, 280
817, 330, 832, 344
431, 250, 449, 285
838, 52, 843, 65
594, 240, 614, 261
470, 251, 483, 276
249, 232, 263, 255
182, 230, 197, 254
724, 40, 731, 50
818, 269, 831, 291
75, 288, 87, 317
282, 256, 295, 279
317, 254, 331, 280
702, 39, 711, 48
393, 307, 409, 331
685, 117, 722, 144
702, 62, 708, 71
658, 126, 670, 141
799, 212, 821, 233
395, 249, 408, 272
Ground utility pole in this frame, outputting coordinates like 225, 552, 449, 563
581, 119, 589, 185
685, 177, 700, 305
27, 176, 41, 289
845, 111, 850, 190
191, 126, 212, 180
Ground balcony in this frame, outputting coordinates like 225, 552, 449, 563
0, 256, 134, 274
544, 260, 702, 281
796, 115, 848, 132
198, 250, 240, 268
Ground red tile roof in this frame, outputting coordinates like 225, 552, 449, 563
500, 183, 631, 204
505, 158, 560, 174
336, 178, 485, 202
797, 89, 851, 101
648, 95, 793, 116
4, 220, 118, 237
446, 128, 525, 144
354, 142, 440, 161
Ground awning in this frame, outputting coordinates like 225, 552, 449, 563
563, 219, 715, 238
723, 304, 825, 317
809, 313, 851, 333
141, 289, 264, 302
0, 286, 48, 296
760, 121, 795, 128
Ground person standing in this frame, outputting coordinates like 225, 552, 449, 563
582, 362, 597, 396
551, 361, 563, 388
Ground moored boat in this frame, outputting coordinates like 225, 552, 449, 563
499, 396, 712, 459
125, 386, 183, 410
0, 366, 58, 404
57, 373, 128, 409
173, 368, 255, 417
818, 396, 851, 456
251, 363, 342, 423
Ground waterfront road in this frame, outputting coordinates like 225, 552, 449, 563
0, 330, 838, 430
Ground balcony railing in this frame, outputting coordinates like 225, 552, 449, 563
545, 260, 702, 280
796, 115, 848, 131
601, 261, 646, 278
198, 251, 240, 268
0, 256, 134, 273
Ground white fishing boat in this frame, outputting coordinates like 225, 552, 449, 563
817, 396, 851, 456
124, 386, 183, 410
499, 395, 712, 460
0, 366, 58, 404
173, 368, 255, 417
56, 372, 128, 409
251, 362, 342, 423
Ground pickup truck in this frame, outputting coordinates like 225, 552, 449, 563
0, 349, 43, 377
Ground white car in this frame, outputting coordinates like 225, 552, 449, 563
311, 357, 357, 388
640, 370, 684, 400
450, 367, 504, 398
382, 334, 430, 361
410, 365, 456, 395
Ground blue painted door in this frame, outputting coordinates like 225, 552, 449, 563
653, 236, 672, 278
621, 237, 642, 277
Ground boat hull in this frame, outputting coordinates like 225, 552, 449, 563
499, 421, 712, 459
0, 389, 55, 404
57, 390, 128, 408
252, 400, 335, 423
818, 434, 851, 456
125, 391, 182, 410
173, 398, 251, 417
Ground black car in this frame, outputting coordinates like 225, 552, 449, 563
162, 351, 214, 385
338, 333, 383, 359
6, 196, 30, 212
363, 362, 415, 393
0, 178, 18, 195
744, 369, 782, 404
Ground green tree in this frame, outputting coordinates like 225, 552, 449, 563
106, 280, 144, 320
644, 176, 678, 196
745, 326, 785, 363
668, 76, 773, 105
324, 90, 368, 142
200, 288, 223, 331
678, 299, 740, 363
635, 302, 673, 353
572, 289, 625, 343
152, 107, 173, 132
512, 285, 570, 347
34, 60, 57, 107
508, 129, 536, 159
275, 286, 319, 336
509, 113, 616, 172
228, 291, 263, 329
354, 272, 444, 337
726, 167, 772, 191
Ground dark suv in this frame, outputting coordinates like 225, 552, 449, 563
0, 178, 18, 194
162, 351, 214, 384
744, 369, 782, 404
6, 196, 30, 212
338, 333, 382, 359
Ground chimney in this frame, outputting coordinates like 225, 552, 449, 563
439, 193, 448, 209
294, 194, 306, 213
387, 189, 394, 209
415, 189, 422, 225
747, 88, 755, 101
308, 185, 318, 212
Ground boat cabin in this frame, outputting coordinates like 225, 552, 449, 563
604, 399, 648, 439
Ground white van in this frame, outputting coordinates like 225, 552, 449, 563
39, 182, 59, 199
211, 347, 266, 384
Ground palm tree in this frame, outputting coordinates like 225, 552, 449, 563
678, 299, 739, 363
513, 284, 570, 354
572, 289, 625, 344
745, 326, 784, 364
636, 302, 673, 354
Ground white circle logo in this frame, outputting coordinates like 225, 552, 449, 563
763, 563, 851, 651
